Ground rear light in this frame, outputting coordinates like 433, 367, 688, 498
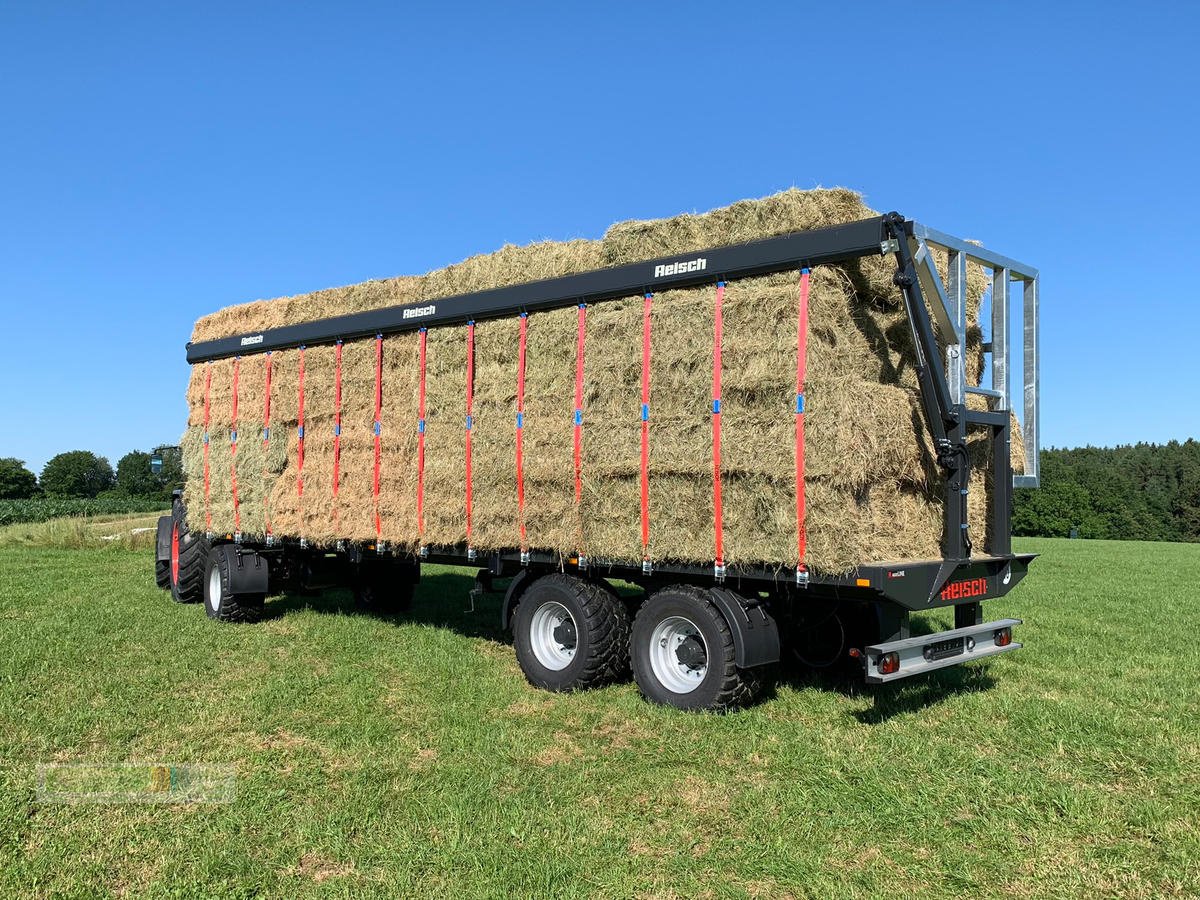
994, 627, 1012, 647
876, 652, 900, 675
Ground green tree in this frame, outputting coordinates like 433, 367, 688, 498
115, 448, 182, 499
1175, 468, 1200, 541
40, 451, 114, 498
0, 458, 38, 499
116, 451, 158, 497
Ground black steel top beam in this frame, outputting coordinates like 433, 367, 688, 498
186, 216, 898, 363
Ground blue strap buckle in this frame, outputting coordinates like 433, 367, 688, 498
574, 409, 582, 426
641, 403, 649, 422
795, 394, 805, 414
516, 412, 524, 429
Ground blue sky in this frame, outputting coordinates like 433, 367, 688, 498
0, 1, 1195, 475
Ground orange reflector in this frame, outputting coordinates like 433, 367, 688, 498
856, 578, 870, 587
568, 556, 579, 565
995, 627, 1013, 647
877, 652, 900, 675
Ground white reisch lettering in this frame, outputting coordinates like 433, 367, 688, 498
653, 257, 708, 279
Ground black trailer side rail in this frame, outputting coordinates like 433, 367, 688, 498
186, 217, 897, 363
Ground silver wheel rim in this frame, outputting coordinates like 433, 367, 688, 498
529, 601, 577, 671
208, 566, 221, 612
649, 615, 707, 694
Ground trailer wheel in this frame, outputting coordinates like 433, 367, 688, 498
512, 574, 630, 692
631, 585, 761, 712
169, 505, 207, 604
203, 545, 264, 623
354, 562, 417, 615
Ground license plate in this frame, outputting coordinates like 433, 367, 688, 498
923, 637, 965, 661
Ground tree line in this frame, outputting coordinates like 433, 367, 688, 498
0, 448, 183, 503
1013, 441, 1200, 542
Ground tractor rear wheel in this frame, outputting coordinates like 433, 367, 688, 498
169, 504, 207, 604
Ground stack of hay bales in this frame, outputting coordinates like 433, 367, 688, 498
183, 188, 1022, 573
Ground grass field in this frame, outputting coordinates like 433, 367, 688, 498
0, 512, 162, 551
0, 538, 1197, 898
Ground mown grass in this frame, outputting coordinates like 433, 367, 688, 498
0, 538, 1197, 898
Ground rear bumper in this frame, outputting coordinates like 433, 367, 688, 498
861, 618, 1022, 684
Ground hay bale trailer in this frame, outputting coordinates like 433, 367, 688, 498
154, 207, 1041, 711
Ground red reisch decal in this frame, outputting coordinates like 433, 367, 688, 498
940, 577, 988, 601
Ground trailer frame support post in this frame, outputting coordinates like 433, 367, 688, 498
884, 214, 970, 601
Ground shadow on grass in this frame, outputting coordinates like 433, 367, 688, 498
261, 570, 999, 720
778, 653, 999, 724
260, 568, 510, 643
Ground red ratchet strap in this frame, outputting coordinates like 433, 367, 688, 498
332, 340, 343, 533
262, 351, 273, 537
465, 322, 475, 547
372, 334, 383, 540
711, 282, 726, 572
203, 362, 212, 533
515, 313, 528, 550
640, 292, 652, 564
795, 269, 811, 578
573, 304, 586, 506
417, 328, 427, 541
230, 357, 241, 535
297, 345, 306, 511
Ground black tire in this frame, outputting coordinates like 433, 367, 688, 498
169, 504, 207, 604
512, 574, 630, 692
354, 562, 417, 615
203, 545, 265, 623
631, 585, 762, 712
154, 515, 172, 589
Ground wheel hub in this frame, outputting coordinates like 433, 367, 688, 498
207, 565, 221, 612
529, 601, 578, 671
648, 615, 708, 694
674, 634, 706, 668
